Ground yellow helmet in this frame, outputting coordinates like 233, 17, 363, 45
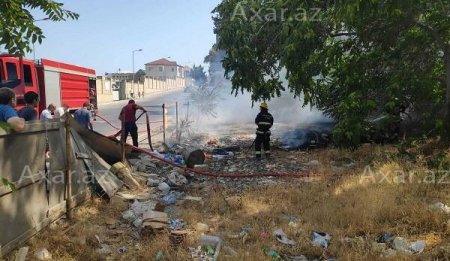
260, 102, 268, 109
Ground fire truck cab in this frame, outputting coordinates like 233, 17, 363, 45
0, 55, 97, 117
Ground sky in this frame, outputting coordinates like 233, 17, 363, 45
28, 0, 221, 75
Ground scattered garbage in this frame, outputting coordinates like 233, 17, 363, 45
274, 228, 296, 245
15, 247, 29, 261
117, 246, 127, 254
158, 182, 171, 194
196, 222, 210, 233
95, 235, 112, 255
377, 232, 394, 243
288, 255, 309, 261
222, 245, 238, 257
430, 202, 450, 214
392, 237, 426, 254
410, 240, 426, 254
169, 219, 187, 230
131, 200, 155, 216
34, 248, 52, 260
265, 248, 281, 259
133, 218, 143, 228
198, 235, 222, 261
142, 210, 169, 230
160, 191, 184, 206
311, 231, 331, 249
147, 178, 160, 187
169, 230, 188, 246
122, 209, 137, 222
393, 237, 412, 254
167, 171, 188, 186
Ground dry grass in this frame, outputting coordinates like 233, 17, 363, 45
6, 143, 450, 261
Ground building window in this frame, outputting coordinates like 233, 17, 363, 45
159, 66, 163, 72
171, 67, 175, 72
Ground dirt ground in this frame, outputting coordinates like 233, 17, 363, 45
6, 137, 450, 261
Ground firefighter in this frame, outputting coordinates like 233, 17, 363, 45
254, 102, 273, 159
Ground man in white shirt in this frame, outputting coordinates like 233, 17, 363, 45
40, 104, 56, 120
54, 104, 69, 119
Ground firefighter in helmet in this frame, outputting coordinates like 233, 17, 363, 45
254, 102, 274, 159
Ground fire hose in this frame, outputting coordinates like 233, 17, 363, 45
95, 114, 310, 179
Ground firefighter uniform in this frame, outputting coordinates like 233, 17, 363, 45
254, 102, 274, 159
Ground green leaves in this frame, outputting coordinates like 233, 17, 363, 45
1, 178, 16, 191
213, 0, 450, 147
0, 0, 79, 56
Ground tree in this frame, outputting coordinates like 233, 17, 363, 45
0, 0, 79, 55
191, 65, 208, 86
213, 0, 450, 146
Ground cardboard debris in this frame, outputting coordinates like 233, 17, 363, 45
142, 210, 169, 230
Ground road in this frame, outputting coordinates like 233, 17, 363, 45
93, 89, 190, 147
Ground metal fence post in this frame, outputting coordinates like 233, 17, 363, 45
64, 113, 73, 220
176, 101, 179, 143
162, 103, 166, 144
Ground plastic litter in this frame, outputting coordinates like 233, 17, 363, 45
167, 171, 188, 186
393, 237, 412, 254
117, 246, 127, 254
169, 219, 187, 230
274, 228, 296, 245
431, 202, 450, 214
160, 191, 184, 206
131, 200, 155, 216
158, 182, 171, 194
160, 193, 177, 205
146, 178, 160, 187
196, 222, 210, 233
133, 218, 143, 228
34, 248, 52, 260
377, 232, 394, 243
122, 210, 136, 222
410, 240, 426, 254
265, 249, 281, 259
311, 231, 331, 249
199, 235, 222, 261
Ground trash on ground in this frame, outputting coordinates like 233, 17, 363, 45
198, 235, 222, 261
117, 246, 127, 254
167, 171, 188, 186
265, 248, 281, 259
169, 219, 187, 230
430, 202, 450, 214
142, 210, 169, 230
169, 230, 188, 246
158, 182, 171, 194
15, 247, 29, 261
274, 228, 296, 245
196, 222, 210, 233
34, 248, 52, 261
311, 231, 331, 249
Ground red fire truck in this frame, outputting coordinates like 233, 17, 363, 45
0, 55, 97, 116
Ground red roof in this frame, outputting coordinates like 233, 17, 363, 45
145, 58, 177, 66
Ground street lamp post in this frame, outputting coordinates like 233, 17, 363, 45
132, 49, 143, 98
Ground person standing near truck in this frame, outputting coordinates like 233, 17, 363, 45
119, 99, 146, 147
0, 87, 25, 132
18, 91, 39, 121
74, 102, 93, 130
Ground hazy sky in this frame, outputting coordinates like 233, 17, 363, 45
28, 0, 220, 75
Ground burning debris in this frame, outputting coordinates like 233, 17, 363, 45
279, 122, 333, 150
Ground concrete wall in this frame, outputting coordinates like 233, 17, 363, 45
96, 76, 186, 104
